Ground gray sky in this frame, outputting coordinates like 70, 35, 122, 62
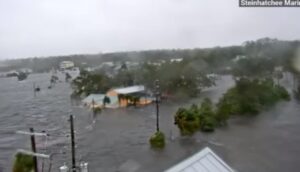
0, 0, 299, 59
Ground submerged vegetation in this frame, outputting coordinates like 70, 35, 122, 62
149, 131, 165, 149
174, 78, 290, 135
12, 153, 34, 172
2, 38, 298, 148
174, 98, 216, 135
72, 70, 112, 97
217, 78, 290, 116
71, 61, 215, 98
69, 38, 296, 138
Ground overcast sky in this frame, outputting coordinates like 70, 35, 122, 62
0, 0, 299, 59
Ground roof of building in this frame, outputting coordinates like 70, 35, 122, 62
165, 147, 234, 172
113, 85, 145, 94
60, 61, 74, 64
82, 94, 119, 108
82, 94, 105, 104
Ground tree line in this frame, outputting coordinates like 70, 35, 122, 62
1, 38, 299, 75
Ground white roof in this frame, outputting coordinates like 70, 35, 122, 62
165, 147, 234, 172
60, 61, 74, 64
113, 85, 145, 94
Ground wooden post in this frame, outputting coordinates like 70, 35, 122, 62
30, 128, 38, 172
92, 99, 95, 116
33, 83, 36, 97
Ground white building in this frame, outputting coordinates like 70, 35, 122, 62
101, 61, 114, 67
170, 58, 183, 63
60, 61, 75, 70
232, 55, 246, 62
165, 147, 234, 172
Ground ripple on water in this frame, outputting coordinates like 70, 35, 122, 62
1, 74, 300, 172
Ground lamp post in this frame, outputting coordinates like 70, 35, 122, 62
149, 79, 165, 149
69, 115, 76, 172
155, 80, 160, 132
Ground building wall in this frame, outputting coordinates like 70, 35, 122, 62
106, 90, 118, 96
60, 61, 75, 69
106, 89, 152, 107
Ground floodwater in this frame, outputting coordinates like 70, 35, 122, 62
0, 73, 300, 172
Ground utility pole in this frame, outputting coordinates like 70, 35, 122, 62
16, 129, 49, 172
30, 128, 38, 172
70, 115, 76, 172
92, 99, 96, 117
33, 83, 36, 97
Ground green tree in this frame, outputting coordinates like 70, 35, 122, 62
217, 78, 290, 117
216, 97, 232, 125
174, 108, 200, 135
199, 98, 216, 132
12, 153, 34, 172
72, 70, 112, 96
232, 57, 275, 79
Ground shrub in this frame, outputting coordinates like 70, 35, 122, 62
174, 108, 200, 135
199, 98, 216, 132
201, 116, 216, 132
174, 98, 217, 135
149, 131, 165, 149
12, 153, 34, 172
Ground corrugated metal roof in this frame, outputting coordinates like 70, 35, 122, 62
114, 85, 145, 94
165, 147, 234, 172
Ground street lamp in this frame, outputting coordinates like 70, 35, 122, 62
149, 79, 165, 149
155, 79, 160, 132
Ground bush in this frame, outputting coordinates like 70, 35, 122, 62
174, 108, 200, 135
201, 116, 216, 132
215, 98, 232, 125
199, 98, 216, 132
174, 78, 290, 135
149, 131, 165, 149
13, 153, 34, 172
174, 98, 217, 135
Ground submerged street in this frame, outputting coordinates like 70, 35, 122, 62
0, 73, 300, 172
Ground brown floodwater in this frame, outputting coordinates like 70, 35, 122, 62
0, 73, 299, 172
